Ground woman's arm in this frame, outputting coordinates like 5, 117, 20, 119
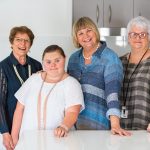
0, 67, 14, 150
147, 123, 150, 132
11, 101, 24, 147
54, 104, 81, 137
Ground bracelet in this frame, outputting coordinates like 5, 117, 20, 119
58, 124, 69, 132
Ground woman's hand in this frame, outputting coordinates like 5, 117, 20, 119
111, 126, 131, 136
110, 115, 131, 136
54, 125, 68, 138
3, 133, 14, 150
147, 123, 150, 132
12, 136, 19, 148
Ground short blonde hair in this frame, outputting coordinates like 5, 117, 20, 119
72, 17, 100, 48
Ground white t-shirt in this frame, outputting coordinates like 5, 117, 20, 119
15, 73, 84, 135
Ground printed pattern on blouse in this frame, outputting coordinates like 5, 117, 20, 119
0, 67, 7, 132
67, 41, 122, 130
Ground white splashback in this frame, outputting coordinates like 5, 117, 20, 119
101, 36, 130, 57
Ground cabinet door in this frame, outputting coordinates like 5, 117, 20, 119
104, 0, 133, 27
134, 0, 150, 20
73, 0, 103, 27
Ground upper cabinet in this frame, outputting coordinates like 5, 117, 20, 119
103, 0, 133, 27
73, 0, 150, 28
134, 0, 150, 20
73, 0, 103, 27
73, 0, 133, 28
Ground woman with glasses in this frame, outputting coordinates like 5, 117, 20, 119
0, 26, 42, 150
11, 45, 84, 148
120, 16, 150, 131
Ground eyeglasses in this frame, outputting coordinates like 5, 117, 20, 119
14, 37, 31, 43
128, 32, 148, 39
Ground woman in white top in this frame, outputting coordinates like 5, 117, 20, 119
11, 45, 84, 147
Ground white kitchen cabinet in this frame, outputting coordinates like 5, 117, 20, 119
73, 0, 134, 28
134, 0, 150, 20
103, 0, 133, 27
73, 0, 103, 27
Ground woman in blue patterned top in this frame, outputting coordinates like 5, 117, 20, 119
0, 26, 42, 150
67, 17, 130, 136
120, 16, 150, 131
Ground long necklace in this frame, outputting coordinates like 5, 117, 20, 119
122, 49, 148, 107
13, 64, 31, 85
82, 43, 100, 60
37, 73, 64, 130
37, 74, 56, 130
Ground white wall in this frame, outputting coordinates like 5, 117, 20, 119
0, 0, 75, 63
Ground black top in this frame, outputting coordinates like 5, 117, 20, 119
0, 52, 42, 133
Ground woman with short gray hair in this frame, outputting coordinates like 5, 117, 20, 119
120, 16, 150, 131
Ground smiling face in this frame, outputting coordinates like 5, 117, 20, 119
128, 25, 149, 51
77, 27, 98, 51
42, 51, 65, 79
11, 32, 31, 58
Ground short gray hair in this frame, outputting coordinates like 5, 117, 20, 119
127, 16, 150, 40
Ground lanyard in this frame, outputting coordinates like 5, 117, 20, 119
37, 73, 57, 130
13, 64, 31, 85
122, 50, 148, 106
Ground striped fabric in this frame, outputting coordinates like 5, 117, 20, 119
120, 54, 150, 130
67, 41, 122, 130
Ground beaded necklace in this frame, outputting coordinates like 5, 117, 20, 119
13, 64, 31, 85
82, 43, 100, 60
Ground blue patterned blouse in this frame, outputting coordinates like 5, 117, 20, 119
67, 41, 123, 129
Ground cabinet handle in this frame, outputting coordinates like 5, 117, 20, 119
96, 4, 99, 24
109, 5, 112, 24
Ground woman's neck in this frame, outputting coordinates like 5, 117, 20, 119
13, 52, 26, 65
18, 56, 26, 65
129, 48, 149, 63
83, 42, 100, 56
83, 42, 100, 65
42, 72, 67, 83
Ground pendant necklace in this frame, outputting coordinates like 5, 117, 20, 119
37, 72, 65, 130
37, 74, 57, 130
13, 64, 31, 85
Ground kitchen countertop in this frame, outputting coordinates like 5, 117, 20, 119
15, 130, 150, 150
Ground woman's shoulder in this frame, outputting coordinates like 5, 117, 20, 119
63, 75, 80, 85
101, 47, 122, 64
26, 72, 41, 83
0, 55, 12, 67
27, 56, 42, 67
102, 47, 119, 57
120, 53, 129, 61
69, 48, 82, 59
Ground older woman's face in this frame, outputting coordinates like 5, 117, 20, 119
42, 51, 65, 78
76, 27, 97, 50
11, 33, 31, 57
128, 25, 149, 50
